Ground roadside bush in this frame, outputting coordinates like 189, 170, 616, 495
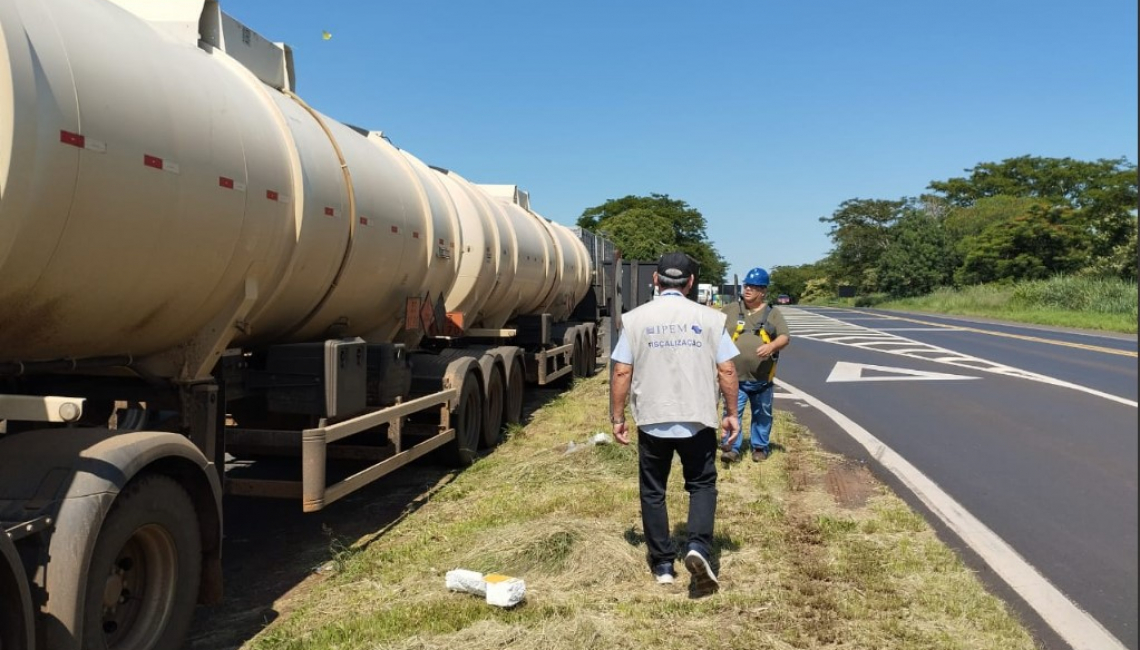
854, 293, 889, 307
798, 277, 833, 303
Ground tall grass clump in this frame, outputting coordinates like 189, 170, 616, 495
875, 275, 1137, 333
901, 284, 1015, 312
1011, 275, 1138, 314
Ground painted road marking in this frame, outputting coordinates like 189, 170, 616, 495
877, 327, 967, 332
780, 308, 1137, 408
776, 377, 1129, 650
851, 310, 1137, 358
826, 362, 980, 383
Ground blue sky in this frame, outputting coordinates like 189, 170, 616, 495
223, 0, 1137, 281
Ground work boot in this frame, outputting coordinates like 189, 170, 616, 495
751, 448, 769, 462
720, 449, 740, 463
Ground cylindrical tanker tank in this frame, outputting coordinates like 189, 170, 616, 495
429, 167, 515, 330
0, 0, 298, 366
236, 100, 462, 348
478, 187, 592, 324
489, 197, 556, 326
0, 0, 594, 378
535, 216, 593, 321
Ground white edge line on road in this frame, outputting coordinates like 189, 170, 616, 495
775, 377, 1128, 650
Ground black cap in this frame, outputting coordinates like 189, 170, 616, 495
656, 251, 694, 281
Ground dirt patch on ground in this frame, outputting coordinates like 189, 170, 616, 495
823, 460, 878, 509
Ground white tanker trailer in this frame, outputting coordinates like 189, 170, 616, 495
0, 1, 618, 648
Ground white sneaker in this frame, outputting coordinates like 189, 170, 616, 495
652, 562, 676, 585
684, 550, 719, 595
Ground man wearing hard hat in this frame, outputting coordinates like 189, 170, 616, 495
719, 267, 791, 463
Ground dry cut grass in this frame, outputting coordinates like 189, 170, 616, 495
245, 373, 1041, 650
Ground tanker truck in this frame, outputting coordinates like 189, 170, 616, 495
0, 1, 618, 648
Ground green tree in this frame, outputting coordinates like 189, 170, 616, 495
929, 156, 1138, 274
769, 263, 825, 303
943, 195, 1049, 242
1078, 206, 1138, 267
799, 277, 834, 303
594, 208, 675, 261
878, 209, 952, 297
1079, 226, 1138, 282
577, 194, 727, 283
927, 156, 1137, 211
956, 205, 1089, 284
942, 196, 1050, 280
818, 198, 905, 292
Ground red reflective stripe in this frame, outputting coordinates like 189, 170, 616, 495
390, 226, 399, 233
143, 155, 163, 169
412, 232, 419, 239
266, 190, 279, 201
324, 207, 335, 216
360, 217, 370, 226
60, 130, 85, 148
219, 177, 235, 189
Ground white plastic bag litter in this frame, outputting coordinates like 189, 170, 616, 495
589, 432, 613, 445
445, 569, 487, 596
445, 569, 526, 608
484, 573, 526, 608
564, 432, 614, 454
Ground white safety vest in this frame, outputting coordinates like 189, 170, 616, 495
622, 296, 728, 429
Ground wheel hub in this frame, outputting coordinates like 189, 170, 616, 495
102, 571, 126, 610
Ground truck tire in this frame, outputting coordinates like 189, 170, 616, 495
584, 328, 598, 377
481, 365, 505, 449
573, 331, 587, 378
82, 474, 201, 650
504, 357, 525, 426
1, 534, 33, 650
555, 329, 579, 387
442, 371, 482, 467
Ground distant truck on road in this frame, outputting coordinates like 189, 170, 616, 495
697, 283, 714, 305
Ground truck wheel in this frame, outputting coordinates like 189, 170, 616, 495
444, 371, 482, 467
504, 358, 524, 426
584, 330, 598, 377
572, 333, 586, 378
481, 365, 505, 449
82, 475, 201, 650
0, 540, 32, 650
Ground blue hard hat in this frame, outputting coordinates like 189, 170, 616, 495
744, 267, 770, 287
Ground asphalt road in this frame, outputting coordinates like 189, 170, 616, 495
772, 306, 1137, 650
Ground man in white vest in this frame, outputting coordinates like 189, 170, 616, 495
609, 251, 740, 596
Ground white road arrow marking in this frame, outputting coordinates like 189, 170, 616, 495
826, 362, 980, 383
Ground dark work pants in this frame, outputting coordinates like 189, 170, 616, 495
637, 427, 718, 568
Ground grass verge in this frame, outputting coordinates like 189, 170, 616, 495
824, 276, 1138, 334
244, 374, 1040, 650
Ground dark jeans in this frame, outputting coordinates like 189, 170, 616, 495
638, 427, 718, 568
